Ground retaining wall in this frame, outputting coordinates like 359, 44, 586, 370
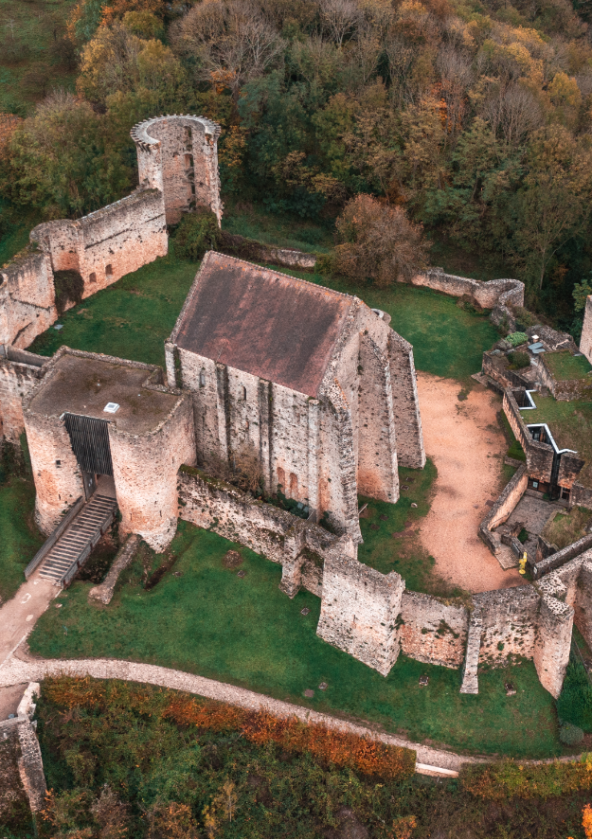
479, 465, 528, 554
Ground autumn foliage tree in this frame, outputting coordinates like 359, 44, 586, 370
334, 194, 430, 286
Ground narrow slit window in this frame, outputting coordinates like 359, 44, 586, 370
105, 264, 113, 277
199, 370, 206, 387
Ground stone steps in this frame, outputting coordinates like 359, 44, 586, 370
38, 494, 118, 586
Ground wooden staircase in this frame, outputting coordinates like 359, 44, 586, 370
37, 492, 118, 587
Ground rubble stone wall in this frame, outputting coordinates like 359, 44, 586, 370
474, 587, 540, 664
0, 356, 45, 443
408, 269, 524, 325
317, 554, 404, 676
399, 590, 468, 668
479, 464, 528, 554
0, 251, 57, 349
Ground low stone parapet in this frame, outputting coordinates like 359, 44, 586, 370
89, 534, 141, 606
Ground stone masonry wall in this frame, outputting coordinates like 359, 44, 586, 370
177, 466, 340, 597
0, 251, 57, 349
408, 268, 524, 326
474, 587, 540, 665
131, 115, 222, 225
0, 357, 45, 443
479, 465, 528, 555
503, 390, 555, 483
24, 411, 84, 534
386, 332, 426, 469
399, 590, 468, 668
31, 188, 167, 301
317, 554, 405, 676
0, 113, 222, 351
580, 295, 592, 364
110, 392, 195, 551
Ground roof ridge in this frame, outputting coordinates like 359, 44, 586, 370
205, 250, 357, 304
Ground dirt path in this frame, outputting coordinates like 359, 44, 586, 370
417, 373, 522, 593
0, 574, 57, 668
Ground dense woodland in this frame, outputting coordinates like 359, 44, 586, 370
3, 0, 592, 328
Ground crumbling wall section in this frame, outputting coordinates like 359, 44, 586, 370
0, 356, 45, 444
110, 392, 195, 551
408, 268, 524, 326
399, 591, 468, 668
317, 555, 404, 675
0, 251, 57, 348
474, 587, 539, 665
479, 465, 528, 554
387, 332, 426, 469
503, 390, 554, 482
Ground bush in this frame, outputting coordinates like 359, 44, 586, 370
559, 722, 585, 746
174, 209, 222, 261
518, 528, 529, 544
507, 332, 529, 347
333, 195, 430, 288
557, 659, 592, 731
509, 351, 531, 370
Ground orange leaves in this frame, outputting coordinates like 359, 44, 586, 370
462, 759, 592, 802
583, 804, 592, 839
45, 677, 415, 781
164, 696, 414, 780
0, 113, 22, 153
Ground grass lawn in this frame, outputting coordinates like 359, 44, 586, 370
523, 394, 592, 486
544, 351, 592, 381
543, 506, 590, 550
29, 249, 198, 368
29, 519, 559, 758
0, 476, 43, 603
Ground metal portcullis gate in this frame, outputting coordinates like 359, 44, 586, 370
64, 413, 113, 476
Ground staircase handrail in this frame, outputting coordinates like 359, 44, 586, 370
24, 497, 84, 579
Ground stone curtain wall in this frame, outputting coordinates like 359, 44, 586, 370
398, 591, 468, 668
31, 188, 168, 302
178, 467, 576, 694
0, 251, 57, 349
503, 390, 555, 482
0, 114, 222, 351
131, 115, 222, 225
387, 332, 426, 469
408, 269, 524, 327
0, 352, 46, 444
316, 554, 404, 676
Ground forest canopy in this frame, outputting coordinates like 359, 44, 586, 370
3, 0, 592, 326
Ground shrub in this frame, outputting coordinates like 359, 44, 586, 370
174, 209, 222, 261
506, 332, 529, 347
559, 722, 585, 746
509, 351, 531, 370
333, 195, 430, 288
518, 528, 529, 544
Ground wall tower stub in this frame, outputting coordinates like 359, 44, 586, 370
131, 115, 222, 226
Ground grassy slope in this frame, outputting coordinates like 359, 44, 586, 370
29, 521, 558, 757
0, 477, 43, 602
